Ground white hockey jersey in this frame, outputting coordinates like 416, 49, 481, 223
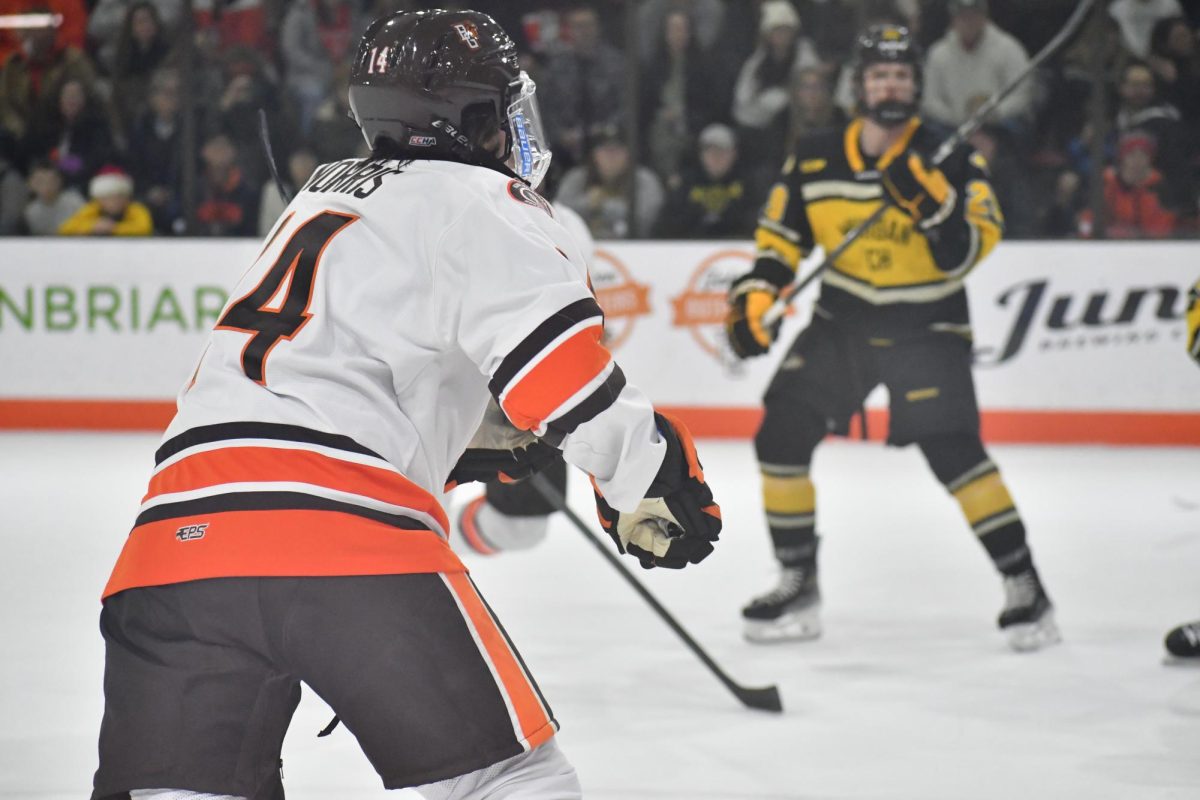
104, 158, 665, 598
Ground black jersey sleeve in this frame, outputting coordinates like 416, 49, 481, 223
921, 146, 1005, 278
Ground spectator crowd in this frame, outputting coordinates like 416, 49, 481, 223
1, 0, 1198, 239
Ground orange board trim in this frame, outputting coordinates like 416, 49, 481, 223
2, 399, 1199, 445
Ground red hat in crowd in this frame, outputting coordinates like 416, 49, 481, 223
89, 165, 133, 199
1117, 131, 1156, 161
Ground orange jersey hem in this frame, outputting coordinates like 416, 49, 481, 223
102, 509, 465, 600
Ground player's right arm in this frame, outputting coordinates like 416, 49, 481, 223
725, 151, 816, 358
440, 190, 720, 569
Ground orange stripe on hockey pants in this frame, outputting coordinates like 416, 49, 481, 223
444, 572, 555, 750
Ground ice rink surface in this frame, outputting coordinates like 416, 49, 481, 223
2, 432, 1198, 799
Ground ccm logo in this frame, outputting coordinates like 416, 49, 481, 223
175, 523, 209, 541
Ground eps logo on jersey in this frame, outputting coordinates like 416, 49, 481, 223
175, 523, 209, 542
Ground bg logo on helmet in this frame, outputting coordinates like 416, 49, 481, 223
454, 22, 480, 49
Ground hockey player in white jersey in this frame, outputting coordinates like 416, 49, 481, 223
91, 10, 721, 800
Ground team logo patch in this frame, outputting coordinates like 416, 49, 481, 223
454, 22, 480, 49
506, 180, 553, 216
408, 135, 437, 147
175, 523, 209, 541
590, 249, 652, 351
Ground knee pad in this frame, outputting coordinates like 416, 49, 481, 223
918, 434, 990, 487
754, 399, 825, 469
456, 495, 551, 556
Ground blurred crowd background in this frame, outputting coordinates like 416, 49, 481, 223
1, 0, 1198, 240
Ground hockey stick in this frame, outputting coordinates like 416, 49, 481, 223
259, 108, 293, 204
760, 0, 1096, 328
529, 473, 784, 713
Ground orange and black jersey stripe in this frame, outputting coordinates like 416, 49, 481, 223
755, 117, 1004, 338
489, 297, 626, 443
103, 422, 461, 599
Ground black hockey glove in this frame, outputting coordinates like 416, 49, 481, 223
881, 150, 957, 230
446, 399, 560, 491
593, 411, 722, 569
726, 274, 783, 359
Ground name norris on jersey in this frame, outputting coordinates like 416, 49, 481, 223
302, 160, 406, 199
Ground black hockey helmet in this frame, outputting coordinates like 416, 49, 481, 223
348, 9, 551, 186
853, 23, 922, 126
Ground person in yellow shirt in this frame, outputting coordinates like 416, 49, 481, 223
58, 166, 152, 236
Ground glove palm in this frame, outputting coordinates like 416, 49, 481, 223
594, 412, 721, 569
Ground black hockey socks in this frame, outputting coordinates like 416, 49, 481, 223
760, 463, 819, 569
919, 435, 1032, 576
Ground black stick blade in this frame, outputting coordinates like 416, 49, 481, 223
735, 684, 784, 713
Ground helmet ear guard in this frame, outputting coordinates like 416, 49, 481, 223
853, 23, 923, 126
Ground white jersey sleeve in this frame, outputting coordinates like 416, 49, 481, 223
436, 174, 664, 511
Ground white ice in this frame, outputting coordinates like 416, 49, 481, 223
2, 432, 1198, 799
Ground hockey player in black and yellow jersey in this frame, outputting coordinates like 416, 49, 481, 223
725, 24, 1059, 652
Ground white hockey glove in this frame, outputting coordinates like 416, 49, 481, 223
593, 412, 722, 569
446, 398, 560, 491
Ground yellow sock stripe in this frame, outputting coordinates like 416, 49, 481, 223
754, 228, 802, 269
763, 472, 815, 515
952, 471, 1015, 527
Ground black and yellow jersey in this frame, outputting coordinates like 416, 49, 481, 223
753, 116, 1004, 338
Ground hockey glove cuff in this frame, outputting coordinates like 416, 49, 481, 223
726, 275, 783, 359
882, 150, 957, 230
446, 398, 561, 490
593, 411, 721, 569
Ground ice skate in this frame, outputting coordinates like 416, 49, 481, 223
998, 568, 1060, 652
1164, 620, 1200, 663
742, 566, 822, 643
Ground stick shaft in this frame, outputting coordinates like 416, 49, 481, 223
529, 474, 781, 711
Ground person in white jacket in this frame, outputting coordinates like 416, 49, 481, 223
921, 0, 1033, 132
731, 0, 820, 165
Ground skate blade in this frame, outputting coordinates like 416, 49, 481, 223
1005, 611, 1062, 653
1162, 654, 1200, 667
743, 608, 822, 644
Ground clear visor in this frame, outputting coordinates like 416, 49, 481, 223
506, 71, 552, 190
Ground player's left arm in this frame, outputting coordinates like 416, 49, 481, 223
441, 193, 720, 568
882, 147, 1004, 278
